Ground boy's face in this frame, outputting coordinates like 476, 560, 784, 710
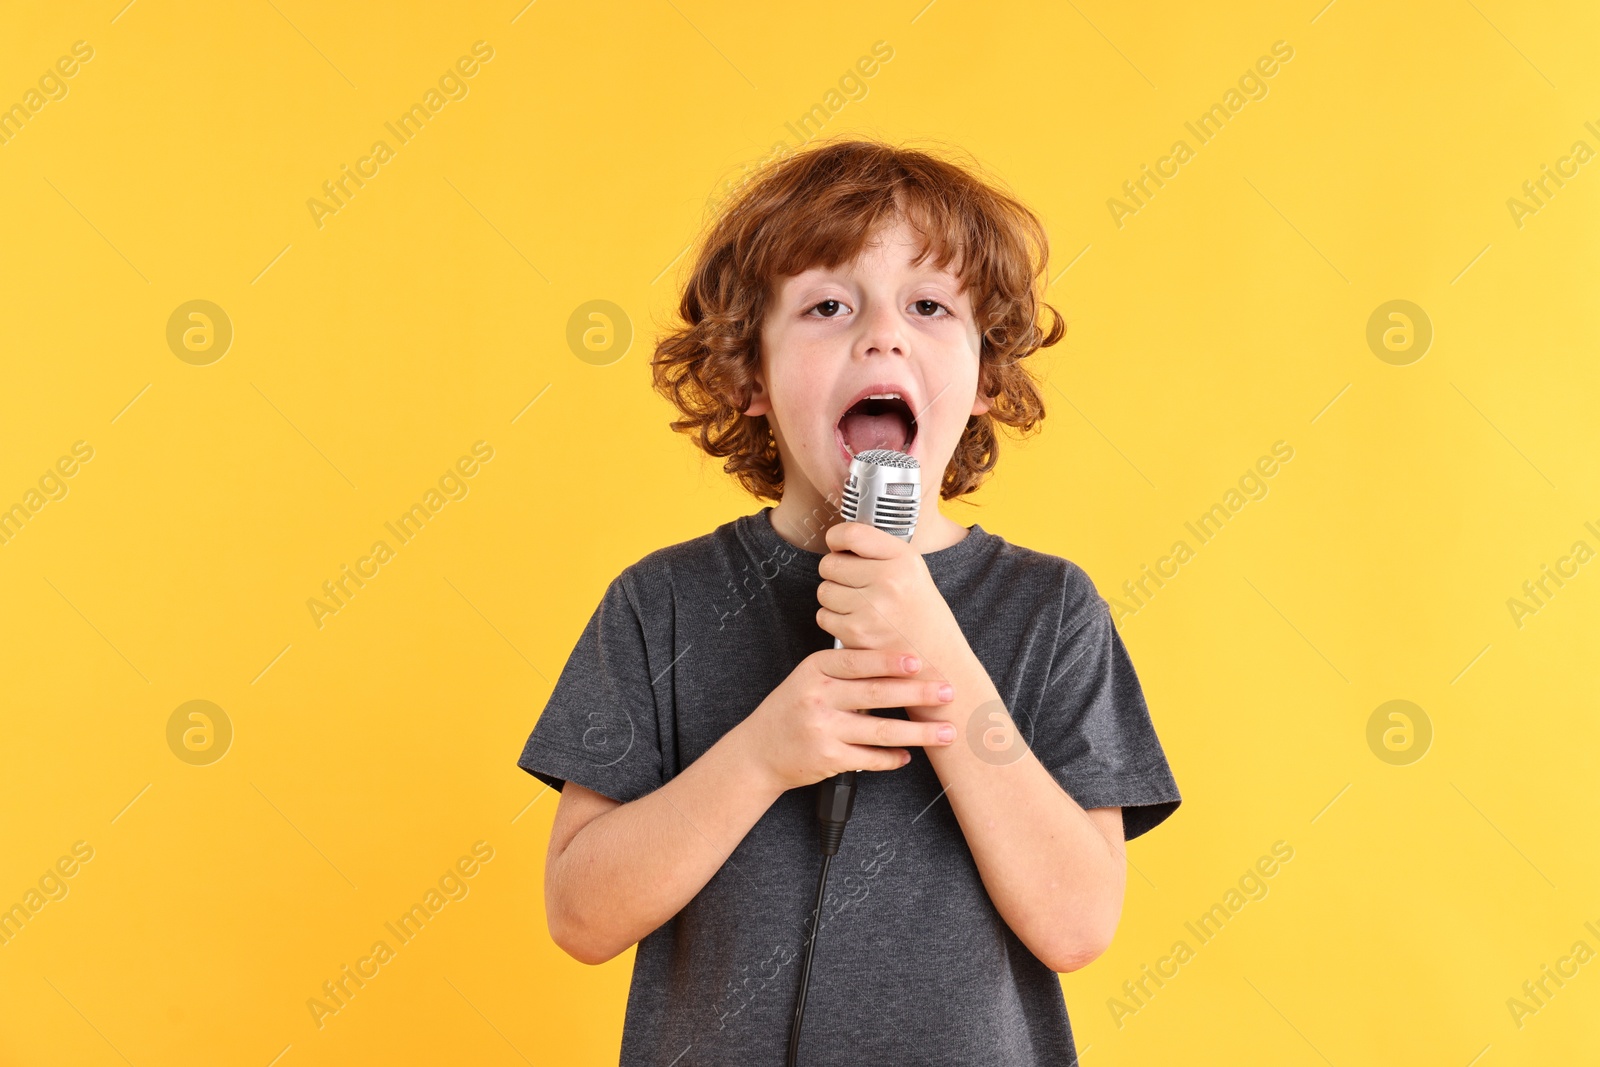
746, 217, 991, 509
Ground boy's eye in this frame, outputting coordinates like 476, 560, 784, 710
806, 298, 952, 317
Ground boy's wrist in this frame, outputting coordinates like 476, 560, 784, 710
905, 639, 998, 723
714, 719, 790, 805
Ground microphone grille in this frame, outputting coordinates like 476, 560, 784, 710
851, 449, 919, 470
840, 483, 860, 523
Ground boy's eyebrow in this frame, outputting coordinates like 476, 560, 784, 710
779, 280, 967, 312
784, 264, 966, 289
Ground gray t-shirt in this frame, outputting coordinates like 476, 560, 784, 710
518, 507, 1181, 1066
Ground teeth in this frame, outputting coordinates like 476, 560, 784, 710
865, 393, 902, 400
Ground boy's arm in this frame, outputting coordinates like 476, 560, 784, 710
815, 523, 1130, 974
543, 722, 784, 965
907, 629, 1129, 974
541, 647, 956, 965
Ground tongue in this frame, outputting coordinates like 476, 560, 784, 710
840, 411, 908, 455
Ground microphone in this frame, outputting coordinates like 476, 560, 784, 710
789, 448, 924, 1067
815, 448, 922, 855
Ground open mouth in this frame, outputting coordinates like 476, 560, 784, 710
836, 392, 917, 458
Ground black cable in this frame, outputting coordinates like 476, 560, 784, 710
788, 769, 856, 1066
786, 849, 833, 1067
790, 723, 864, 1062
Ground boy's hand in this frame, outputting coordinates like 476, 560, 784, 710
739, 647, 957, 793
815, 522, 968, 665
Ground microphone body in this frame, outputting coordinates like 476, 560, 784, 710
815, 449, 922, 855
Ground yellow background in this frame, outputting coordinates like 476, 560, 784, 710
2, 0, 1597, 1063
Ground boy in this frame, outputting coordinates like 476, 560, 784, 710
518, 137, 1182, 1066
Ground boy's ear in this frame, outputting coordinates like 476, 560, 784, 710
970, 360, 992, 417
743, 372, 771, 417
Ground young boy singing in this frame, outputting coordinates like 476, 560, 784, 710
518, 137, 1182, 1066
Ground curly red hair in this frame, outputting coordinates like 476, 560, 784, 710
650, 136, 1064, 502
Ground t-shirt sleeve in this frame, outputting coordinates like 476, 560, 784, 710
515, 574, 665, 805
1027, 577, 1182, 841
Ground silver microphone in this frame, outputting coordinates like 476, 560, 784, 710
839, 448, 922, 543
816, 448, 923, 856
836, 449, 922, 653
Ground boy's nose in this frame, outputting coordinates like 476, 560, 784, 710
854, 303, 909, 359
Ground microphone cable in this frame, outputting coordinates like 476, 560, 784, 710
788, 642, 857, 1067
785, 847, 834, 1067
787, 767, 854, 1065
787, 447, 919, 1066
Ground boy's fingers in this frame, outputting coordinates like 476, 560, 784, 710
834, 711, 956, 749
821, 648, 921, 679
815, 579, 858, 614
835, 677, 953, 711
840, 745, 913, 773
817, 551, 873, 588
825, 521, 905, 560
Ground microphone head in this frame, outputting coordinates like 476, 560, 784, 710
841, 449, 921, 542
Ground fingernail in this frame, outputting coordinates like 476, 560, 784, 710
903, 656, 921, 672
937, 724, 955, 742
901, 751, 912, 765
938, 683, 954, 702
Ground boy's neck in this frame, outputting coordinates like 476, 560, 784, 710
768, 485, 972, 555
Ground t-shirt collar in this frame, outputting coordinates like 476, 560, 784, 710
735, 506, 994, 581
